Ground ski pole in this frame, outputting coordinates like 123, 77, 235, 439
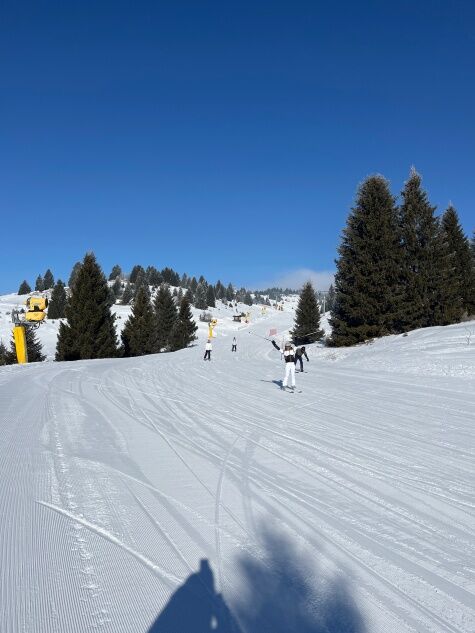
248, 332, 272, 341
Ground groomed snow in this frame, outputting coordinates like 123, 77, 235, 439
0, 294, 474, 632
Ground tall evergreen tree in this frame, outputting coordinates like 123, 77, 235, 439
109, 264, 122, 280
121, 282, 133, 305
225, 283, 235, 302
47, 280, 68, 319
121, 287, 159, 357
56, 253, 118, 361
398, 169, 448, 330
10, 327, 45, 363
35, 275, 45, 291
146, 266, 162, 287
129, 265, 145, 284
243, 291, 253, 306
291, 282, 323, 344
169, 294, 198, 351
190, 277, 198, 293
68, 261, 82, 291
441, 206, 475, 318
154, 284, 178, 351
206, 284, 216, 308
326, 284, 336, 312
18, 280, 31, 295
133, 268, 150, 300
215, 280, 225, 300
330, 175, 403, 346
111, 276, 123, 300
43, 269, 54, 290
0, 341, 9, 365
194, 283, 208, 309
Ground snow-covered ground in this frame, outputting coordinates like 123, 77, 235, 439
0, 292, 474, 632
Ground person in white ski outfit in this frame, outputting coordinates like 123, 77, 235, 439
271, 340, 296, 390
204, 339, 212, 361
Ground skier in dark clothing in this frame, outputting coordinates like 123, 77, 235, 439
294, 346, 309, 372
231, 337, 237, 352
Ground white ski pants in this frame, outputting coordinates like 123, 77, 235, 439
283, 362, 295, 387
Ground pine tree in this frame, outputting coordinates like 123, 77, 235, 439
18, 280, 31, 295
121, 282, 133, 305
109, 264, 122, 281
154, 284, 178, 351
291, 282, 323, 344
121, 287, 159, 357
330, 175, 403, 346
35, 275, 45, 292
111, 276, 123, 300
129, 265, 145, 284
398, 169, 448, 330
441, 206, 475, 318
146, 266, 162, 287
177, 287, 184, 303
226, 283, 234, 302
68, 262, 82, 291
190, 277, 198, 293
0, 341, 9, 365
194, 283, 208, 309
215, 280, 225, 300
169, 294, 197, 351
9, 327, 46, 363
206, 284, 216, 308
243, 291, 253, 306
56, 253, 118, 361
43, 269, 54, 290
133, 268, 150, 300
47, 280, 68, 319
326, 284, 336, 312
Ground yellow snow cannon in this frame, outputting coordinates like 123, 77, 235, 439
25, 296, 48, 323
10, 295, 48, 363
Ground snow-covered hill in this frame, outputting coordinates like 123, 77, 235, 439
0, 294, 474, 632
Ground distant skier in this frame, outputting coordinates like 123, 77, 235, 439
204, 339, 212, 361
231, 337, 237, 352
294, 346, 309, 372
271, 340, 296, 391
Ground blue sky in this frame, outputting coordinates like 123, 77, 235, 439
1, 1, 474, 293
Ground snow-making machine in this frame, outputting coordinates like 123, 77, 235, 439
11, 295, 48, 363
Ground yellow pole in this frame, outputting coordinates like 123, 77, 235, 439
13, 325, 28, 364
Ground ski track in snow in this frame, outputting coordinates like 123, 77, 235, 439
0, 306, 474, 632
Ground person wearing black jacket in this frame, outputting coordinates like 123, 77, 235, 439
294, 346, 309, 372
272, 340, 296, 390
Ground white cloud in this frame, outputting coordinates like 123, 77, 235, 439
257, 269, 335, 291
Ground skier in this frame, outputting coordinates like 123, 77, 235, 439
294, 346, 309, 372
204, 339, 212, 361
231, 336, 237, 352
271, 340, 296, 391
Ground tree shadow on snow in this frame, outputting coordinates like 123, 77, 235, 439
147, 559, 242, 633
230, 526, 367, 633
148, 528, 366, 633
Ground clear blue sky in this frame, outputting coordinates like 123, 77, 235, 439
1, 1, 474, 293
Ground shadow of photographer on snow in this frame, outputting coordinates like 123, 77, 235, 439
148, 527, 366, 633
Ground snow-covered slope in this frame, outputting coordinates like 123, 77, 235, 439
0, 301, 474, 632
